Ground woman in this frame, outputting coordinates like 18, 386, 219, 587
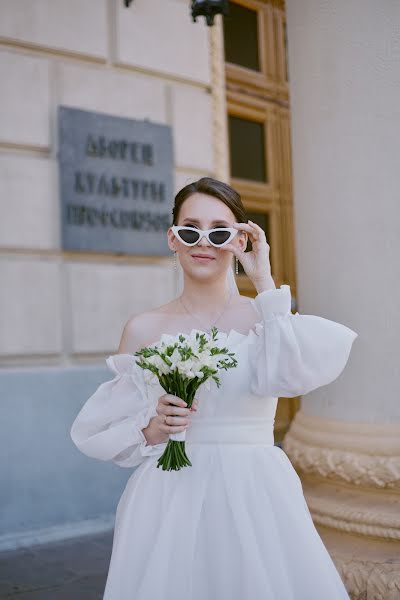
70, 177, 358, 599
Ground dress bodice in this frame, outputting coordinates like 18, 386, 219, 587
139, 326, 279, 421
70, 284, 358, 468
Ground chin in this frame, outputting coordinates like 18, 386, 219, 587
187, 265, 227, 284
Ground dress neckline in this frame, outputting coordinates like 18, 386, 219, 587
143, 296, 262, 349
144, 319, 263, 350
107, 298, 263, 374
107, 322, 263, 372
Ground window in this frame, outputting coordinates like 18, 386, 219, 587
223, 2, 260, 72
228, 115, 267, 183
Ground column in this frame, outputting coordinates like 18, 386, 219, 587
284, 1, 400, 597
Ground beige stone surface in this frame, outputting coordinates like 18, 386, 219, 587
285, 0, 400, 423
0, 258, 62, 356
67, 261, 174, 354
0, 50, 50, 147
284, 411, 400, 599
115, 0, 211, 84
318, 524, 400, 600
57, 62, 168, 123
0, 155, 59, 250
0, 0, 108, 59
170, 84, 214, 171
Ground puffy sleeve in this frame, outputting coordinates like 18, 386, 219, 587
249, 284, 358, 398
70, 353, 166, 468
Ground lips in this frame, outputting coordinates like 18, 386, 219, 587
191, 254, 215, 259
191, 254, 215, 262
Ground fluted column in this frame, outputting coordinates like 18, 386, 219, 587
209, 17, 230, 183
284, 1, 400, 598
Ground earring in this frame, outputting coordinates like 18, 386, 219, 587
235, 256, 239, 275
173, 251, 180, 297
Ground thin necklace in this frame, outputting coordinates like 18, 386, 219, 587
179, 290, 234, 334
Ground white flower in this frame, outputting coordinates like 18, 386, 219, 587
169, 348, 182, 369
145, 354, 170, 375
137, 329, 236, 391
196, 353, 219, 369
176, 358, 197, 377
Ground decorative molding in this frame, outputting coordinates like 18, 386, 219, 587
0, 37, 106, 65
332, 555, 400, 600
285, 411, 400, 454
307, 495, 400, 541
283, 411, 400, 489
282, 409, 400, 599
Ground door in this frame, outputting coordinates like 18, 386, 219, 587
223, 0, 300, 442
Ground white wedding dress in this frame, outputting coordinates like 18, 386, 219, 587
70, 284, 358, 600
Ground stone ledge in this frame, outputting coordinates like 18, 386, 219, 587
283, 411, 400, 489
316, 525, 400, 600
303, 478, 400, 541
283, 411, 400, 599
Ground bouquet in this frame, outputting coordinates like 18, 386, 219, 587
134, 326, 238, 472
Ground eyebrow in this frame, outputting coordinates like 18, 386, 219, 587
182, 217, 230, 226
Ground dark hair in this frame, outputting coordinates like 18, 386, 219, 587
172, 177, 248, 225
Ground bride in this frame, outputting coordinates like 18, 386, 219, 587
70, 176, 357, 599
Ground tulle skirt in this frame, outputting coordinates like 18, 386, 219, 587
103, 443, 350, 600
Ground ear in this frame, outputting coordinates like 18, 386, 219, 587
167, 228, 176, 252
239, 231, 248, 252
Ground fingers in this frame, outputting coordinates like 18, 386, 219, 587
157, 394, 197, 433
159, 393, 198, 410
233, 220, 267, 242
159, 393, 188, 411
164, 393, 187, 406
159, 413, 191, 434
159, 422, 188, 434
191, 399, 199, 412
218, 242, 241, 256
158, 396, 197, 417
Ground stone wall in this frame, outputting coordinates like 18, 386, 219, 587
0, 0, 216, 550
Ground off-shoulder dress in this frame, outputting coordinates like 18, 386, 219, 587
70, 284, 358, 600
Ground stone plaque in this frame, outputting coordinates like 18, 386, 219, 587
58, 106, 174, 255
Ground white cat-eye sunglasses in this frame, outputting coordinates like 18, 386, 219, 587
171, 225, 239, 248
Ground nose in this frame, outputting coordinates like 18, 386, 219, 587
197, 233, 211, 246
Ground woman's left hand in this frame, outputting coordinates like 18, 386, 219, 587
220, 220, 276, 291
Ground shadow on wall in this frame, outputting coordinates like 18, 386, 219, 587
0, 365, 130, 551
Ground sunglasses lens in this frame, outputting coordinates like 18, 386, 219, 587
209, 230, 231, 245
178, 228, 200, 244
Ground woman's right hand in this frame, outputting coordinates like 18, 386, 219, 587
142, 394, 198, 446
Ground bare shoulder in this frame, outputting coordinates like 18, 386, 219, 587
234, 293, 256, 312
118, 299, 180, 354
232, 293, 260, 329
237, 293, 254, 306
